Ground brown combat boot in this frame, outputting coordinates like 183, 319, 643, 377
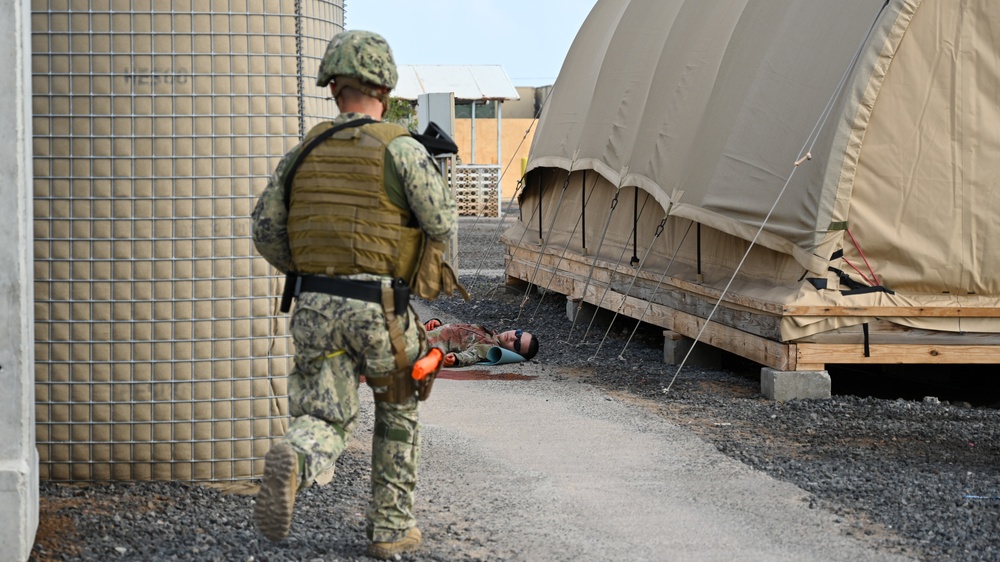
254, 442, 299, 542
366, 527, 422, 559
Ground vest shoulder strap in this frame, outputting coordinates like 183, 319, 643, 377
282, 117, 376, 209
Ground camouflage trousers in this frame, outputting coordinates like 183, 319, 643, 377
280, 285, 424, 543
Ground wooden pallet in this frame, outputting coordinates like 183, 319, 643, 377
504, 243, 1000, 372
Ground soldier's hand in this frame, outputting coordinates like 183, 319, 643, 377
443, 353, 456, 367
423, 318, 442, 330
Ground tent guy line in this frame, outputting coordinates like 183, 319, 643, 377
516, 150, 581, 321
588, 213, 669, 362
529, 170, 603, 322
660, 2, 892, 393
579, 190, 653, 345
464, 89, 555, 295
565, 168, 629, 341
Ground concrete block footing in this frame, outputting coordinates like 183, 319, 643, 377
760, 367, 831, 401
566, 298, 593, 323
662, 330, 722, 368
502, 276, 531, 296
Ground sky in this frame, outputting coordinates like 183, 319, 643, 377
343, 1, 599, 87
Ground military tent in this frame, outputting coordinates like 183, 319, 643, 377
503, 0, 1000, 371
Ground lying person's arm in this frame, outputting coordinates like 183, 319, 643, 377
448, 346, 481, 367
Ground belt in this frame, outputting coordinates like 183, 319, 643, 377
281, 272, 410, 314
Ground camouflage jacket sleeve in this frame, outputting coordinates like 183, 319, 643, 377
425, 325, 475, 365
251, 147, 301, 273
426, 324, 494, 367
387, 136, 457, 241
452, 346, 482, 368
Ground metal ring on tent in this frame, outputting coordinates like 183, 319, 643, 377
567, 174, 626, 341
580, 190, 651, 344
588, 214, 669, 361
530, 170, 602, 321
518, 159, 578, 318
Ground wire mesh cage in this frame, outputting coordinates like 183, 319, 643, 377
31, 0, 343, 482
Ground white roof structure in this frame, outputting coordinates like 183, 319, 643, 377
393, 65, 520, 102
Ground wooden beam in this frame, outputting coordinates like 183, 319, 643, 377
508, 244, 787, 314
506, 243, 1000, 370
508, 252, 784, 340
669, 309, 793, 370
794, 320, 1000, 345
797, 343, 1000, 365
783, 305, 1000, 318
576, 283, 675, 331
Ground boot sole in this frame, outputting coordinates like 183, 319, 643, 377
255, 442, 298, 542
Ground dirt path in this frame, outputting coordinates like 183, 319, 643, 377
407, 300, 916, 562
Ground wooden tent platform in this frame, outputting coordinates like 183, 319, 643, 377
504, 243, 1000, 372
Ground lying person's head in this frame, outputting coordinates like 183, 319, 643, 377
498, 329, 539, 360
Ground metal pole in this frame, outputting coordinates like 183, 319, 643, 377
496, 99, 502, 217
496, 99, 502, 168
470, 100, 476, 163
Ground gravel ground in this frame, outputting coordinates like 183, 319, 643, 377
32, 215, 1000, 562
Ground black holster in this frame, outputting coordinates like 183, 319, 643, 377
416, 371, 438, 401
280, 272, 299, 313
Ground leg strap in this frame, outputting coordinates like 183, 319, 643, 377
381, 287, 410, 371
373, 421, 415, 444
366, 279, 423, 404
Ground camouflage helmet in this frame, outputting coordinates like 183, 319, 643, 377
316, 30, 398, 90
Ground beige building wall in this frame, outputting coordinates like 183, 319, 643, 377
454, 117, 536, 203
504, 86, 540, 118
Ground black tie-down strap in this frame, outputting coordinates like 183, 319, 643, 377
803, 248, 894, 296
828, 267, 895, 296
824, 249, 895, 296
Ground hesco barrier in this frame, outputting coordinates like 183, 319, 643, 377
30, 0, 344, 482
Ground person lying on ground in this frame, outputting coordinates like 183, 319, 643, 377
423, 319, 539, 367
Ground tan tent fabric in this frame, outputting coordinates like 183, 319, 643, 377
848, 0, 1000, 294
517, 0, 1000, 340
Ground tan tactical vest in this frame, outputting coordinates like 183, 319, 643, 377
286, 121, 423, 280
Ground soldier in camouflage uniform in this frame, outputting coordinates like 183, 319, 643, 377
424, 321, 539, 367
250, 30, 457, 559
